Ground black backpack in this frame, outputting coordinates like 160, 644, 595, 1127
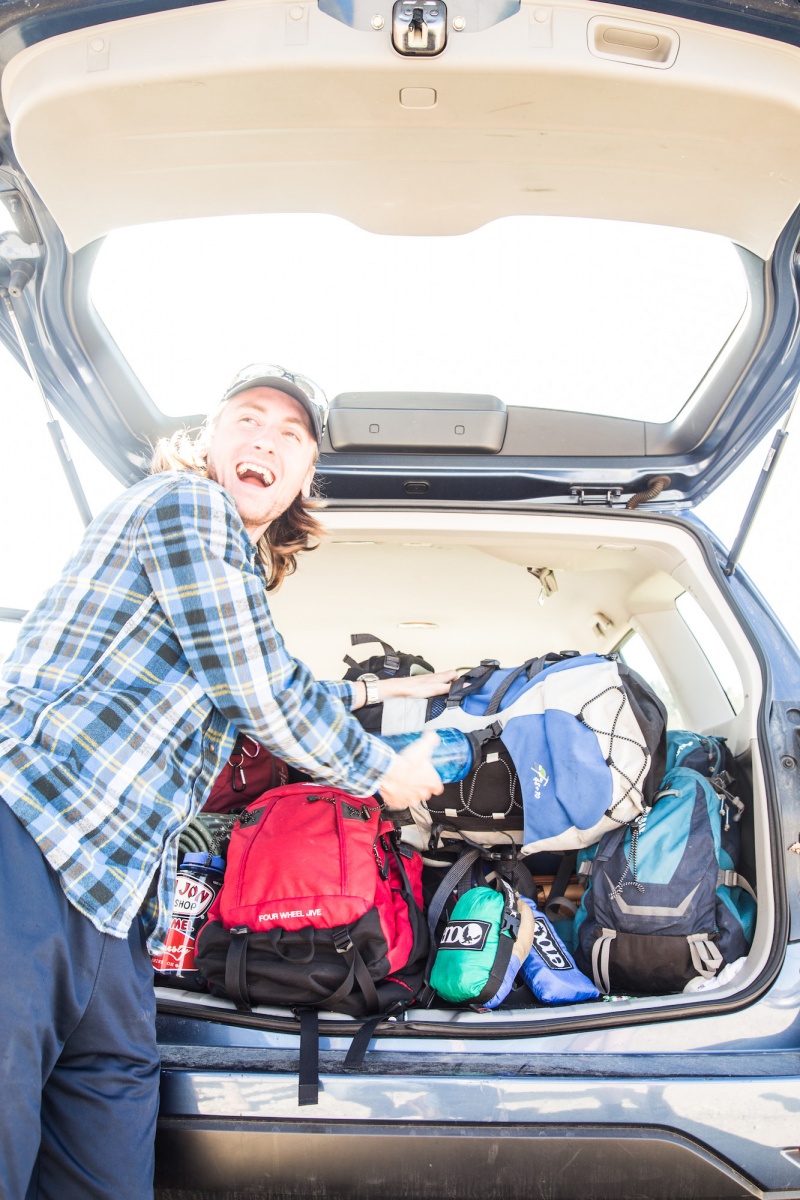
343, 633, 435, 734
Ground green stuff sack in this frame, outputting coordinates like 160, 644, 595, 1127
429, 882, 535, 1008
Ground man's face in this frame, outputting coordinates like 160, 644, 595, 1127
205, 388, 317, 542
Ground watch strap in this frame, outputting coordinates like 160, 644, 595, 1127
358, 673, 381, 706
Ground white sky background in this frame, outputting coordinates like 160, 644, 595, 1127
1, 215, 799, 660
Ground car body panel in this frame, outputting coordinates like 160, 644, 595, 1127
151, 939, 800, 1196
154, 1120, 764, 1199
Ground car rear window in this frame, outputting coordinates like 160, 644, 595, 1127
90, 213, 748, 424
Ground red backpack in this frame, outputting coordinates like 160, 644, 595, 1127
202, 733, 289, 814
195, 783, 429, 1102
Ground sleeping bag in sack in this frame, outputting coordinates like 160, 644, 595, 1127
429, 879, 535, 1008
195, 783, 429, 1103
574, 766, 757, 995
402, 653, 667, 856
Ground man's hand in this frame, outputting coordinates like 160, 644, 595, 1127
379, 669, 458, 700
376, 730, 444, 811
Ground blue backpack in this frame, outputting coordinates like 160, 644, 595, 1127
398, 652, 667, 855
574, 765, 756, 995
664, 730, 728, 775
665, 730, 746, 864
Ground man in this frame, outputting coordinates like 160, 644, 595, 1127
0, 364, 452, 1199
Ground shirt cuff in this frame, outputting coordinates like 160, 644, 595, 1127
347, 732, 396, 795
321, 679, 358, 708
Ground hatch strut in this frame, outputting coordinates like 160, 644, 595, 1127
723, 387, 799, 577
0, 285, 92, 527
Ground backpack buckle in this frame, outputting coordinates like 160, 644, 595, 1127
333, 929, 354, 954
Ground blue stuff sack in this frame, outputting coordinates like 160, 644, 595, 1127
518, 897, 600, 1004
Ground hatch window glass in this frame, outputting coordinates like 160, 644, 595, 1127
90, 214, 748, 423
617, 631, 684, 729
675, 592, 744, 713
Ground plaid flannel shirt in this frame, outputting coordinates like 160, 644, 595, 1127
0, 471, 395, 951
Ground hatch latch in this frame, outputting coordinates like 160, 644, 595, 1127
570, 487, 623, 507
392, 0, 447, 55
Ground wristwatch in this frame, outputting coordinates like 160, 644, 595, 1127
358, 672, 381, 707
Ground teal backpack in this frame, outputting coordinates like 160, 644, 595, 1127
574, 764, 756, 994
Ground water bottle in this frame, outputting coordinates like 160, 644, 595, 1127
152, 852, 225, 989
380, 728, 473, 784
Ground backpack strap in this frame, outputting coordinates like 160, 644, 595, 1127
544, 850, 579, 921
425, 848, 482, 939
687, 934, 723, 979
297, 1008, 320, 1106
484, 652, 579, 717
717, 869, 757, 902
345, 633, 401, 676
322, 928, 380, 1014
342, 1014, 386, 1071
492, 857, 538, 901
591, 928, 617, 994
295, 927, 384, 1105
224, 927, 252, 1011
444, 661, 500, 708
484, 657, 547, 717
472, 884, 520, 1007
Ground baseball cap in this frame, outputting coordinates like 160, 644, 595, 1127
221, 363, 328, 444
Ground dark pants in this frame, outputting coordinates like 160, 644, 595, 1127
0, 798, 160, 1200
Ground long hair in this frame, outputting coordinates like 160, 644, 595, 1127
150, 414, 324, 591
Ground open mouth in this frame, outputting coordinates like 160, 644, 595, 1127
236, 462, 275, 489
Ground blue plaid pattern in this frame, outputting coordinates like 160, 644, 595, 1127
0, 472, 394, 951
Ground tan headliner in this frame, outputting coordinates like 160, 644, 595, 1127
3, 0, 800, 255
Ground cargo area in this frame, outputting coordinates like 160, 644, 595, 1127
154, 505, 771, 1031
